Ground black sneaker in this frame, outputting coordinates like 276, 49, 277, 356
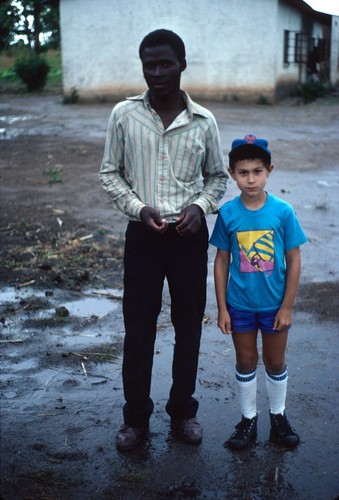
226, 415, 258, 450
269, 411, 300, 447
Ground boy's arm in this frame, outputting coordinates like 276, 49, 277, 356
274, 246, 301, 331
214, 248, 232, 334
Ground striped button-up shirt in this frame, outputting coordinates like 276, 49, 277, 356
100, 91, 227, 221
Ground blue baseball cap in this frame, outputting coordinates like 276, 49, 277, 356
229, 134, 271, 164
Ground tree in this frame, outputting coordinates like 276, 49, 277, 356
0, 0, 60, 53
0, 1, 20, 51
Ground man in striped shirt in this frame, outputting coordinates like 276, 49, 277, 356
100, 29, 227, 451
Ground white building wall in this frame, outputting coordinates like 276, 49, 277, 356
60, 0, 279, 100
330, 16, 339, 86
275, 2, 304, 94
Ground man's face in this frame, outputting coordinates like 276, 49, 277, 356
141, 44, 186, 99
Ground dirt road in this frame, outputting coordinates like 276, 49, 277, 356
0, 95, 338, 499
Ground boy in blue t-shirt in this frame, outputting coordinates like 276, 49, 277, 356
210, 134, 307, 450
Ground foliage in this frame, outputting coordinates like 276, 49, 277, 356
43, 167, 63, 183
63, 88, 79, 104
0, 0, 60, 54
257, 95, 271, 105
298, 81, 329, 103
0, 48, 61, 91
0, 1, 20, 51
14, 55, 50, 91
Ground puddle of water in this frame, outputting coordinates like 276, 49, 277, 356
0, 115, 38, 124
0, 115, 65, 140
5, 358, 38, 372
2, 391, 18, 399
63, 295, 119, 318
0, 287, 122, 319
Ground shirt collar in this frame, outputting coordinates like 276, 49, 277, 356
127, 90, 209, 119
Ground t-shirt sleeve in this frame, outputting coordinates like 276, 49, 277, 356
284, 207, 308, 250
209, 212, 230, 251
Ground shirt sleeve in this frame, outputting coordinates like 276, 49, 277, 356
99, 106, 145, 219
192, 116, 228, 215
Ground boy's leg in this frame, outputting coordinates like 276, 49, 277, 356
262, 329, 288, 414
262, 329, 299, 446
226, 330, 259, 450
231, 330, 259, 418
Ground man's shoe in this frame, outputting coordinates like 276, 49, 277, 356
269, 411, 300, 447
173, 418, 202, 444
226, 415, 258, 450
116, 424, 146, 451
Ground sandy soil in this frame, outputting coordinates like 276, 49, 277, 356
0, 94, 338, 499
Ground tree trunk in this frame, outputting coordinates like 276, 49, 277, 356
33, 1, 41, 54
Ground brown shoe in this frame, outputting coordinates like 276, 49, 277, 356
116, 424, 146, 451
173, 418, 202, 444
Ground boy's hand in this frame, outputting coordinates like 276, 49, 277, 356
273, 306, 292, 331
217, 309, 232, 335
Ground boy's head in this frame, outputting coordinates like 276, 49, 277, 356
139, 29, 186, 64
229, 134, 271, 170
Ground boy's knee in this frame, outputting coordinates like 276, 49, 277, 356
236, 354, 258, 373
263, 357, 285, 374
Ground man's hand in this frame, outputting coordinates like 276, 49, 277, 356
140, 206, 167, 233
175, 204, 203, 236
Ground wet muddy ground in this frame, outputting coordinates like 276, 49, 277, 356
0, 95, 339, 499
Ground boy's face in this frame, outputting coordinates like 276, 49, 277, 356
141, 44, 186, 99
229, 158, 273, 198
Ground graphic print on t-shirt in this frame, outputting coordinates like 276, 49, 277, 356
237, 230, 275, 273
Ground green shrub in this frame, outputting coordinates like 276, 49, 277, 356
257, 95, 270, 105
63, 87, 79, 104
298, 81, 328, 104
14, 56, 50, 91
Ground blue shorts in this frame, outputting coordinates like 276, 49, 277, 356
227, 303, 285, 334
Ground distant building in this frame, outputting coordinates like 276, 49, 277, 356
59, 0, 339, 102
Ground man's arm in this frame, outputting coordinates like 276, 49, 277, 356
193, 116, 228, 216
99, 108, 145, 219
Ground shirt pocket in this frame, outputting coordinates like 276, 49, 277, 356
171, 134, 205, 182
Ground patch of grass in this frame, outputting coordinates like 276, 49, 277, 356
117, 471, 150, 485
43, 167, 63, 183
18, 295, 51, 311
257, 95, 271, 105
72, 344, 121, 363
21, 469, 81, 488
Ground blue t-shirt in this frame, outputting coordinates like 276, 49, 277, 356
210, 193, 307, 312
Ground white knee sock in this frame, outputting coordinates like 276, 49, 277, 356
235, 368, 257, 419
265, 368, 288, 415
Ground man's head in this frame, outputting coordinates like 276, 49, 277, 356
139, 29, 187, 99
228, 134, 271, 171
139, 29, 186, 64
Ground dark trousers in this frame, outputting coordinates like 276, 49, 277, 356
122, 220, 209, 427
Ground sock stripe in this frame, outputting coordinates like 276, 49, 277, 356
266, 368, 288, 382
235, 369, 257, 383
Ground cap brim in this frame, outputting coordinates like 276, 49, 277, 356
229, 144, 271, 163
